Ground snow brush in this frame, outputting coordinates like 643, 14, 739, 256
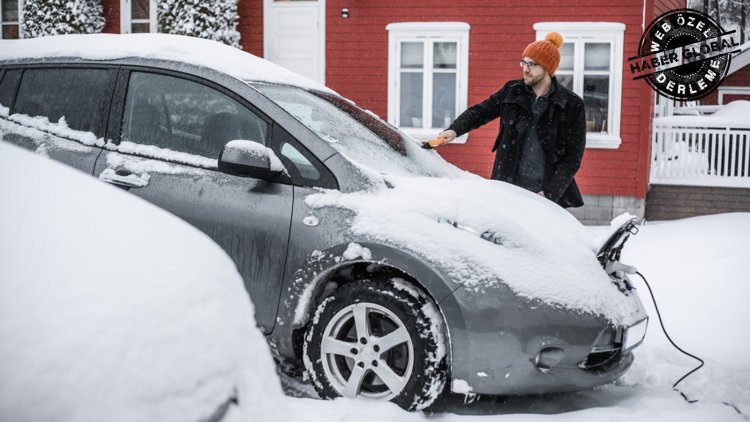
421, 136, 448, 149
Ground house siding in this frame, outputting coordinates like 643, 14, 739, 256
325, 0, 656, 203
102, 0, 120, 33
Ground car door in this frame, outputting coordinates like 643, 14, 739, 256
0, 66, 115, 174
93, 69, 292, 332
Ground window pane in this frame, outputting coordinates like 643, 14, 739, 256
399, 72, 423, 127
2, 24, 18, 39
401, 42, 423, 69
556, 73, 573, 90
15, 68, 111, 136
432, 73, 456, 128
131, 23, 151, 33
558, 43, 574, 71
281, 142, 320, 180
0, 69, 21, 109
2, 0, 18, 21
434, 42, 457, 69
583, 75, 609, 133
122, 72, 268, 159
132, 0, 149, 20
585, 43, 610, 71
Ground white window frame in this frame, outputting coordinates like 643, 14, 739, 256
534, 22, 625, 149
1, 0, 23, 39
120, 0, 157, 34
386, 22, 470, 143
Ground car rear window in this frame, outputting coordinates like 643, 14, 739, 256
14, 68, 111, 137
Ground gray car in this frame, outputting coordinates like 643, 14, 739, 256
0, 34, 647, 411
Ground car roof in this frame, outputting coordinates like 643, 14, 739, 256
0, 33, 334, 94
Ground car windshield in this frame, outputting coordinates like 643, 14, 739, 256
253, 83, 451, 178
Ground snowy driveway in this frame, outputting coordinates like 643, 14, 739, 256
282, 213, 750, 421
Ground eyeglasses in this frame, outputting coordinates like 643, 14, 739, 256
519, 60, 539, 69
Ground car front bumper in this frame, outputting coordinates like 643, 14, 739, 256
438, 279, 647, 396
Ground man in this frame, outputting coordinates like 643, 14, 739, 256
429, 32, 586, 208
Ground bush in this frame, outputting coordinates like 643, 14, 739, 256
22, 0, 105, 38
157, 0, 241, 48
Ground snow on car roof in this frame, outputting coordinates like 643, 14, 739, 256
0, 33, 333, 93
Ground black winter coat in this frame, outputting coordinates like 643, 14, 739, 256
448, 77, 586, 208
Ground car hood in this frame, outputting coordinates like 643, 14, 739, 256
306, 175, 644, 325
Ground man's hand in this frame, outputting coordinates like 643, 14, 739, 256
421, 130, 457, 149
537, 191, 545, 197
439, 130, 457, 143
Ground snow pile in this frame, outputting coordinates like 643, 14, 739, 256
22, 0, 104, 38
0, 34, 331, 94
306, 176, 643, 325
654, 100, 750, 128
0, 142, 288, 422
158, 0, 241, 48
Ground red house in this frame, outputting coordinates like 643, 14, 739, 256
7, 0, 747, 222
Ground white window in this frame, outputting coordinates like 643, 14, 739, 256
120, 0, 156, 34
1, 0, 22, 39
387, 22, 470, 142
534, 22, 625, 149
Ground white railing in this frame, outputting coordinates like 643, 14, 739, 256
651, 124, 750, 188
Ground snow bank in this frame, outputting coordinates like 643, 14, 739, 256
654, 100, 750, 128
621, 213, 750, 412
0, 142, 288, 422
306, 176, 643, 325
0, 33, 333, 94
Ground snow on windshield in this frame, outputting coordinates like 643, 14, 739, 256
253, 84, 471, 179
0, 33, 332, 94
306, 176, 644, 325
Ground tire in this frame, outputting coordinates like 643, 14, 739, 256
303, 279, 447, 411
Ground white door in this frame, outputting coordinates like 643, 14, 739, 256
264, 0, 325, 85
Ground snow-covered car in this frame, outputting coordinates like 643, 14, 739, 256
0, 34, 647, 410
0, 142, 288, 422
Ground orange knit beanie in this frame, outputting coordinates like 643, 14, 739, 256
522, 32, 564, 76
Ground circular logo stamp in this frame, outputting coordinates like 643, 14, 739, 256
629, 9, 740, 101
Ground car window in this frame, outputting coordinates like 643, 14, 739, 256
14, 68, 111, 136
0, 69, 20, 110
121, 72, 268, 160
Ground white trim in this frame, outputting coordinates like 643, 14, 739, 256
263, 0, 325, 85
718, 87, 750, 104
534, 22, 625, 149
120, 0, 157, 34
534, 22, 626, 32
0, 0, 23, 39
386, 22, 470, 143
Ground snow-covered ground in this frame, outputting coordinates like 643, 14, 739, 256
1, 142, 747, 421
281, 213, 750, 421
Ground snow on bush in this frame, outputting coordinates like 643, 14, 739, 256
21, 0, 104, 38
157, 0, 241, 48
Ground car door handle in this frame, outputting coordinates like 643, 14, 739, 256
99, 168, 151, 188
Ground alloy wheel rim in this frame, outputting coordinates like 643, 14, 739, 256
320, 302, 414, 400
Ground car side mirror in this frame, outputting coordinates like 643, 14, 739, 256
218, 140, 287, 180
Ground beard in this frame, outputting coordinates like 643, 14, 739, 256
523, 72, 544, 87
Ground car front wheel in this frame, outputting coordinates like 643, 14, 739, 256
303, 279, 447, 410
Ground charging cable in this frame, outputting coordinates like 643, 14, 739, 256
634, 271, 745, 417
